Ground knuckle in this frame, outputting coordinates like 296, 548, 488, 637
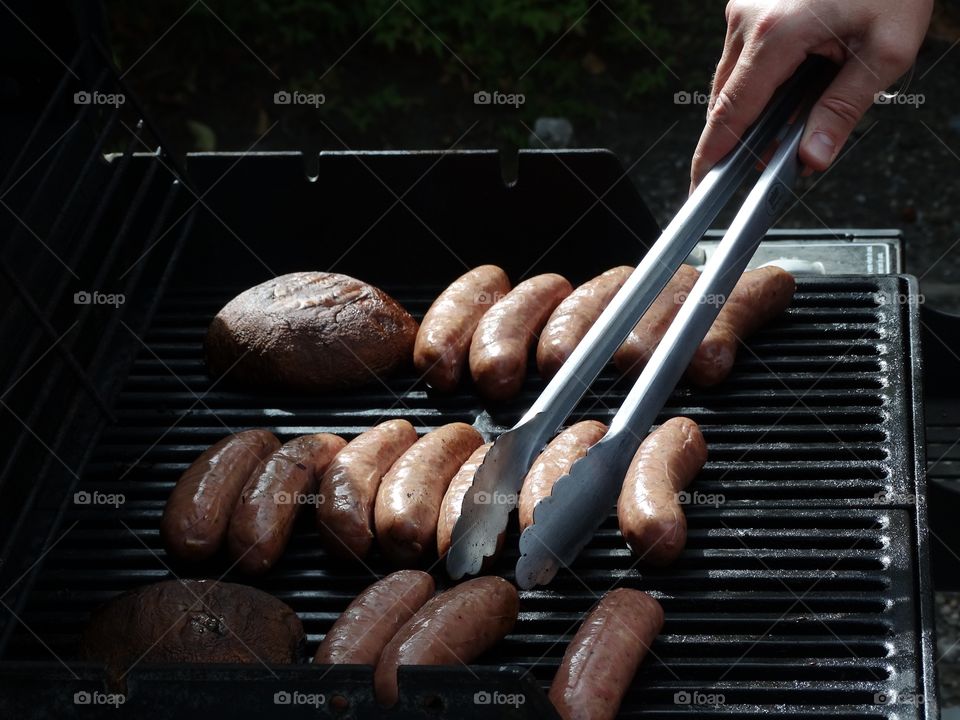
872, 40, 915, 77
724, 0, 742, 25
818, 95, 863, 128
751, 10, 784, 41
709, 89, 737, 126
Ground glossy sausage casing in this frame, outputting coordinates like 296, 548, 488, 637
617, 417, 707, 565
549, 589, 664, 720
613, 264, 700, 377
436, 442, 493, 559
228, 432, 346, 574
161, 428, 280, 562
316, 419, 418, 560
469, 273, 572, 401
518, 420, 607, 531
537, 266, 633, 379
374, 576, 519, 707
314, 570, 435, 665
687, 266, 795, 386
414, 266, 511, 391
374, 422, 483, 566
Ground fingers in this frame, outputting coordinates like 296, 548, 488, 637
799, 45, 913, 171
709, 23, 744, 114
690, 37, 806, 189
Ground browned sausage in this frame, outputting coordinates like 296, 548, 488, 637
227, 433, 346, 574
537, 266, 633, 379
374, 423, 483, 566
436, 442, 492, 559
316, 420, 418, 560
617, 417, 707, 566
414, 266, 511, 391
613, 264, 700, 377
469, 273, 573, 401
687, 266, 795, 386
160, 429, 280, 562
374, 576, 519, 707
518, 421, 607, 532
314, 570, 435, 665
549, 589, 664, 720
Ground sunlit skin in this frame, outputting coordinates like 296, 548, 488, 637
691, 0, 934, 190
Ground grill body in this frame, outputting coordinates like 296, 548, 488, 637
0, 143, 936, 718
0, 47, 936, 715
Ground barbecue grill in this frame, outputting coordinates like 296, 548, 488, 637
0, 7, 941, 719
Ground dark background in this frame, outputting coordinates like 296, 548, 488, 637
99, 0, 960, 308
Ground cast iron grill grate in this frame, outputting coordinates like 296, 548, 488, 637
2, 277, 933, 717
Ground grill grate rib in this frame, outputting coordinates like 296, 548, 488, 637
0, 277, 933, 718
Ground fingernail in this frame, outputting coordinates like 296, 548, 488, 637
807, 131, 836, 166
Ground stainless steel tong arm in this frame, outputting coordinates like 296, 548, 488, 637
446, 58, 833, 581
514, 110, 809, 588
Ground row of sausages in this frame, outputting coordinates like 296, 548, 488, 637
414, 263, 796, 400
315, 569, 663, 720
161, 412, 707, 574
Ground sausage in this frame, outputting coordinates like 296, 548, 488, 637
314, 570, 435, 665
316, 419, 418, 560
469, 273, 573, 401
518, 421, 607, 532
414, 266, 511, 391
686, 266, 795, 386
436, 442, 493, 559
160, 429, 280, 562
374, 422, 483, 566
617, 417, 707, 566
537, 266, 633, 379
613, 264, 700, 377
227, 432, 346, 574
374, 576, 519, 707
549, 589, 664, 720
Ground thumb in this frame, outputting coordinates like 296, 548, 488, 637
800, 59, 885, 171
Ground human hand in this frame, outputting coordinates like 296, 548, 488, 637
690, 0, 933, 190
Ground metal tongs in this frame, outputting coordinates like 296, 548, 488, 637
447, 58, 837, 588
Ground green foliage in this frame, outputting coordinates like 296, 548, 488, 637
105, 0, 676, 146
